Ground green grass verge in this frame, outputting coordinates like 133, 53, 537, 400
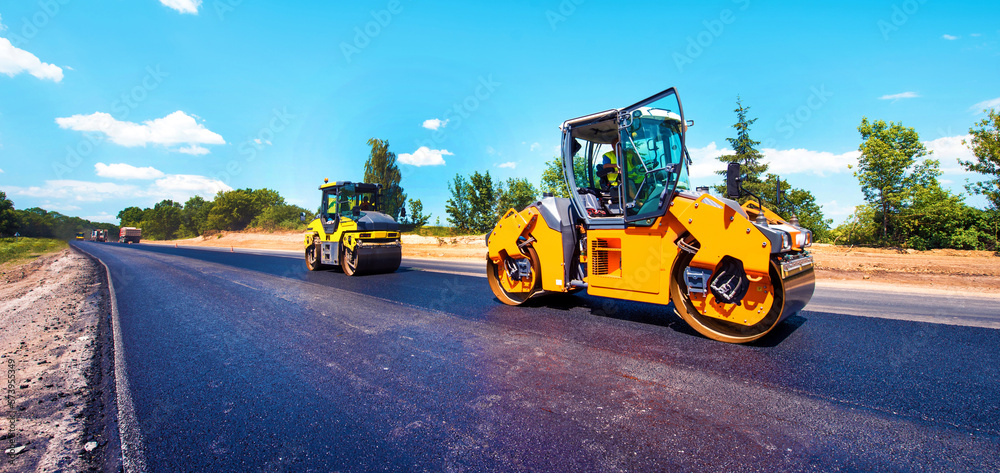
0, 238, 69, 265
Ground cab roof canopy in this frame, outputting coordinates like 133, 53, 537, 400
319, 181, 383, 192
565, 109, 619, 145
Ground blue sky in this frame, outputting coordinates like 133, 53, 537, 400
0, 0, 997, 226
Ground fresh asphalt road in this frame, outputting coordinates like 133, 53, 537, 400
73, 241, 1000, 472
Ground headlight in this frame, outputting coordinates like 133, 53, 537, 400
781, 232, 791, 250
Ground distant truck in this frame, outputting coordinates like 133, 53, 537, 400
119, 227, 141, 244
91, 229, 107, 242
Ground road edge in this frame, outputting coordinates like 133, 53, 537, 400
72, 244, 149, 473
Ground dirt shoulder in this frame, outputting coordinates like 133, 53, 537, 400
146, 231, 1000, 294
1, 249, 117, 472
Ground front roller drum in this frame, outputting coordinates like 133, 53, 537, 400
487, 247, 541, 305
670, 252, 815, 344
342, 242, 402, 276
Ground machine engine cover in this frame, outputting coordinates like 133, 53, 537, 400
710, 256, 750, 305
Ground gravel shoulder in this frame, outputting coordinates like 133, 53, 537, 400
1, 248, 118, 472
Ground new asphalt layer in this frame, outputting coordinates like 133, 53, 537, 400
72, 241, 1000, 472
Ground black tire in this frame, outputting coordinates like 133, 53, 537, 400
305, 236, 323, 271
342, 245, 359, 276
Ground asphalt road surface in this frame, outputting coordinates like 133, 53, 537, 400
72, 241, 1000, 472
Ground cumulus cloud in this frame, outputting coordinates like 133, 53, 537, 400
970, 97, 1000, 112
422, 118, 448, 130
159, 0, 201, 14
686, 142, 731, 179
497, 162, 516, 169
0, 38, 64, 82
942, 34, 959, 40
5, 174, 231, 204
56, 111, 225, 153
879, 91, 920, 102
95, 163, 166, 180
923, 134, 975, 173
820, 200, 857, 217
761, 148, 860, 176
687, 142, 860, 179
398, 147, 451, 166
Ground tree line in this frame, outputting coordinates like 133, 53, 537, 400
445, 172, 539, 234
0, 191, 118, 239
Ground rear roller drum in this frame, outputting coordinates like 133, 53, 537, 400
670, 252, 786, 344
487, 246, 541, 305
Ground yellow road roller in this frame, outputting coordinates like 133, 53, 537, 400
486, 88, 815, 343
302, 180, 403, 276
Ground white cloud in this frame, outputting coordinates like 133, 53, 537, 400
924, 134, 975, 173
686, 142, 731, 179
820, 200, 857, 217
159, 0, 201, 14
761, 148, 860, 176
398, 146, 451, 166
253, 138, 272, 146
152, 174, 231, 200
56, 111, 225, 153
5, 174, 230, 204
497, 161, 517, 169
970, 97, 1000, 112
530, 142, 541, 152
688, 142, 859, 179
422, 118, 448, 130
942, 34, 959, 40
42, 203, 81, 213
83, 212, 118, 224
178, 145, 210, 155
0, 37, 64, 82
879, 91, 920, 102
95, 162, 166, 180
7, 180, 139, 202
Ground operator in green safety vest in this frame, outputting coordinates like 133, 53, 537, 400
597, 143, 621, 191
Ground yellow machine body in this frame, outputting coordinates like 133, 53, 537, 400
303, 180, 402, 276
486, 87, 815, 343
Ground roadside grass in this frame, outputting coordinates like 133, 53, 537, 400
0, 238, 68, 265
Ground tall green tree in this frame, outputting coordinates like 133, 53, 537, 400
540, 156, 588, 197
852, 117, 929, 242
405, 199, 431, 227
142, 200, 183, 240
961, 108, 1000, 211
714, 97, 769, 199
180, 196, 212, 236
467, 171, 497, 233
363, 138, 406, 219
445, 174, 472, 233
117, 206, 145, 227
496, 177, 539, 217
760, 175, 832, 241
0, 191, 17, 237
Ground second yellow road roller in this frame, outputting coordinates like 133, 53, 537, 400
486, 87, 815, 343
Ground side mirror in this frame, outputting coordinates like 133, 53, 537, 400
775, 177, 784, 208
399, 206, 406, 219
726, 163, 742, 199
299, 212, 306, 223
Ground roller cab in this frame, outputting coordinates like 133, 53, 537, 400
486, 87, 815, 343
303, 180, 402, 276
